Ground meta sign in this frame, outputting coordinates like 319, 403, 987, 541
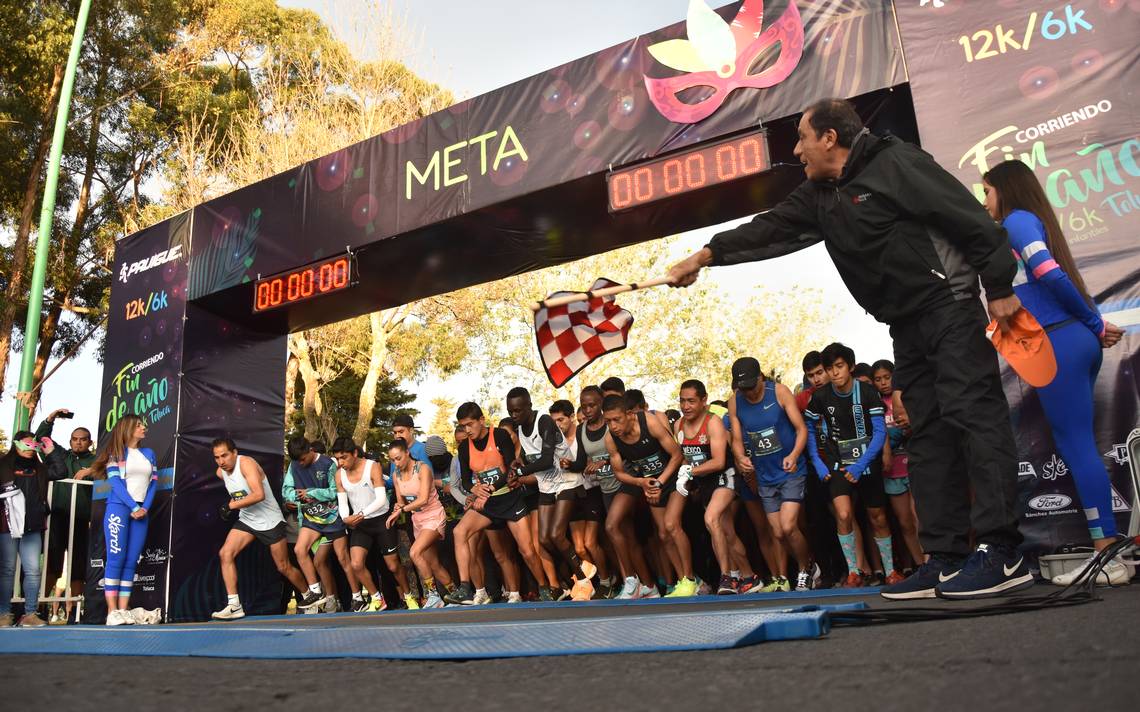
607, 129, 770, 212
253, 253, 354, 313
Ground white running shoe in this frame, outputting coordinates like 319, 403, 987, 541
105, 609, 127, 626
472, 589, 493, 605
323, 596, 341, 613
424, 592, 445, 609
616, 576, 639, 599
795, 569, 812, 592
1051, 555, 1131, 587
637, 584, 660, 599
211, 604, 245, 621
506, 592, 523, 603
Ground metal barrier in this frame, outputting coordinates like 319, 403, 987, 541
11, 478, 93, 621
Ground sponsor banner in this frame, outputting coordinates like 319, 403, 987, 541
897, 0, 1140, 554
87, 214, 190, 616
186, 0, 906, 297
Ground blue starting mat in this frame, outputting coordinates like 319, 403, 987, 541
0, 602, 865, 660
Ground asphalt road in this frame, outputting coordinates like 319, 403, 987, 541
8, 585, 1137, 711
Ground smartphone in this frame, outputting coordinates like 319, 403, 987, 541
58, 410, 74, 419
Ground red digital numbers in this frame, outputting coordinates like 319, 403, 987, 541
254, 255, 351, 312
607, 130, 770, 211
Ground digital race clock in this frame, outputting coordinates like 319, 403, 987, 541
253, 253, 354, 313
606, 129, 770, 212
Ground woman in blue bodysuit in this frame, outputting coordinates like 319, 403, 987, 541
982, 159, 1126, 586
91, 416, 158, 624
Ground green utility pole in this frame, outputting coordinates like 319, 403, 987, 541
12, 0, 94, 433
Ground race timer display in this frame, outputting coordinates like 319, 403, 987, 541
606, 129, 770, 212
253, 254, 353, 313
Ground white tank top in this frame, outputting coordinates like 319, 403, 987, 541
520, 416, 585, 495
222, 455, 285, 531
338, 460, 387, 519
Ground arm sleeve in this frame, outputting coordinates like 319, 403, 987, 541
140, 450, 158, 511
337, 492, 351, 520
494, 429, 516, 470
705, 181, 822, 265
457, 441, 475, 491
449, 458, 472, 500
519, 416, 559, 475
849, 415, 887, 477
281, 466, 297, 503
804, 420, 830, 479
33, 418, 53, 441
360, 487, 389, 517
887, 146, 1016, 300
106, 461, 138, 510
1006, 210, 1104, 336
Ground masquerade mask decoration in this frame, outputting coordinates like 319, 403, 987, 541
644, 0, 804, 124
15, 440, 41, 453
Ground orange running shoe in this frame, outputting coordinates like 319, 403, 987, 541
884, 570, 906, 586
842, 571, 864, 588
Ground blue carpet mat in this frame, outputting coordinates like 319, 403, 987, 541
0, 603, 864, 660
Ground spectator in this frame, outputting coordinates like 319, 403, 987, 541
35, 407, 95, 625
0, 431, 66, 627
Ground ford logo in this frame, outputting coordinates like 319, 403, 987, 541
1029, 494, 1072, 511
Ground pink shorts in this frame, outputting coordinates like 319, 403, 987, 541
412, 504, 447, 540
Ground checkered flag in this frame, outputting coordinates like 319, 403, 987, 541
534, 278, 635, 387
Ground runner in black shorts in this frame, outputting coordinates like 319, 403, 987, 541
804, 343, 899, 587
603, 394, 684, 599
444, 402, 543, 605
331, 437, 402, 612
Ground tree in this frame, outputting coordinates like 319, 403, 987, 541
428, 396, 457, 452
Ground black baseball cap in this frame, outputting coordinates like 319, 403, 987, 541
731, 357, 761, 390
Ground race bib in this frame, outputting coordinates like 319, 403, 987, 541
632, 453, 665, 478
747, 428, 782, 458
301, 500, 337, 522
682, 446, 708, 467
838, 436, 871, 466
476, 467, 507, 492
590, 455, 613, 478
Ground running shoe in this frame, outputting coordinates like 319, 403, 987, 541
366, 595, 387, 612
761, 576, 791, 593
596, 576, 617, 599
472, 589, 493, 605
352, 597, 369, 612
211, 603, 246, 621
538, 586, 555, 602
935, 543, 1035, 599
48, 610, 65, 625
1051, 554, 1132, 587
880, 555, 963, 600
696, 577, 711, 596
18, 613, 47, 627
507, 591, 524, 603
616, 576, 640, 599
884, 570, 906, 586
105, 609, 128, 626
665, 577, 698, 597
298, 590, 324, 611
841, 571, 864, 588
795, 569, 813, 592
716, 574, 737, 595
444, 582, 474, 605
868, 571, 886, 587
637, 583, 661, 598
555, 587, 571, 601
736, 574, 763, 595
286, 599, 298, 615
424, 591, 446, 609
404, 592, 421, 610
810, 562, 822, 589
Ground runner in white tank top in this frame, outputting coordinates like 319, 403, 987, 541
333, 440, 410, 613
211, 439, 311, 621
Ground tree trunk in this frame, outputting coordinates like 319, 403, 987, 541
352, 311, 388, 446
0, 65, 64, 403
289, 332, 323, 441
284, 354, 299, 434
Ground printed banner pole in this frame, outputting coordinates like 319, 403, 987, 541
13, 0, 94, 432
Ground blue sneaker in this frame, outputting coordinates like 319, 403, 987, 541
935, 543, 1034, 599
880, 555, 963, 600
